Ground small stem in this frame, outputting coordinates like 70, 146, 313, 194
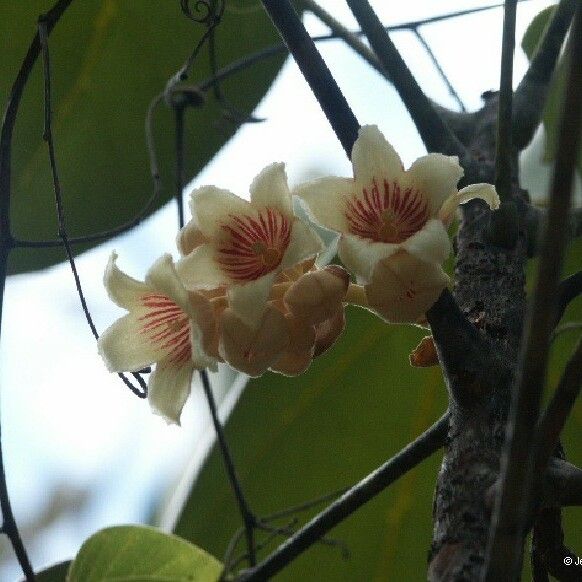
261, 0, 360, 157
199, 370, 257, 566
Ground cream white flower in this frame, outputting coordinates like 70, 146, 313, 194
176, 163, 324, 329
295, 125, 499, 283
364, 252, 449, 324
98, 252, 218, 425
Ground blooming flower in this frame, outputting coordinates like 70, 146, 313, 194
98, 253, 218, 425
176, 163, 324, 329
295, 125, 499, 283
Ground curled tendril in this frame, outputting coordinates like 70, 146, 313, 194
180, 0, 224, 25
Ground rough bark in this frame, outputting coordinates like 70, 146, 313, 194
427, 96, 528, 580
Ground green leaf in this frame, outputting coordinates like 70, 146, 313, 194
521, 6, 556, 58
521, 5, 578, 166
2, 2, 285, 274
67, 525, 222, 582
31, 561, 71, 582
173, 306, 449, 580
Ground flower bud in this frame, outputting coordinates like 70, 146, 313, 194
219, 305, 289, 376
365, 252, 449, 324
270, 315, 315, 376
313, 307, 346, 357
284, 265, 349, 325
409, 335, 439, 367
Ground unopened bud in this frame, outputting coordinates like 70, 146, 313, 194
314, 307, 346, 357
219, 305, 289, 377
271, 315, 315, 376
409, 336, 439, 367
284, 265, 349, 325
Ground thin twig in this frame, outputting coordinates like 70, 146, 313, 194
485, 6, 582, 579
262, 0, 360, 157
345, 0, 471, 164
38, 20, 147, 399
238, 413, 449, 581
411, 28, 466, 112
199, 370, 257, 566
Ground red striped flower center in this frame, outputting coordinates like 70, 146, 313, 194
345, 179, 428, 243
217, 208, 291, 281
139, 294, 191, 365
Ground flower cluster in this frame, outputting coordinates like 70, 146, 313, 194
98, 126, 499, 424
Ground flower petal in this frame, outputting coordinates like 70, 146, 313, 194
279, 220, 324, 272
401, 219, 452, 264
189, 185, 253, 239
98, 313, 161, 373
250, 162, 293, 216
338, 234, 398, 282
351, 125, 404, 184
176, 244, 229, 290
148, 358, 194, 425
405, 153, 463, 217
270, 315, 315, 376
145, 254, 190, 313
227, 273, 275, 328
103, 252, 150, 310
314, 308, 346, 357
438, 183, 500, 224
294, 177, 355, 233
176, 220, 207, 256
365, 253, 449, 324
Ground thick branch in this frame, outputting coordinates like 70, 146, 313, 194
262, 0, 359, 156
554, 270, 582, 327
238, 413, 449, 581
344, 0, 474, 170
485, 7, 582, 578
513, 0, 577, 149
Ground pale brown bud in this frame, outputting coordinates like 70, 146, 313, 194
284, 265, 350, 325
270, 315, 315, 376
313, 307, 346, 357
409, 335, 439, 367
219, 305, 289, 377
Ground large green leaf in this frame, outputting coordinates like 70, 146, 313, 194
173, 239, 582, 580
521, 5, 578, 167
67, 525, 222, 581
2, 1, 285, 274
174, 305, 449, 580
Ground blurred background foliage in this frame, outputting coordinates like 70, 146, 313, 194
2, 0, 285, 274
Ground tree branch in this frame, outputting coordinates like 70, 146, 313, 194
485, 6, 582, 578
554, 270, 582, 328
344, 0, 476, 174
238, 413, 449, 581
262, 0, 360, 156
513, 0, 577, 149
